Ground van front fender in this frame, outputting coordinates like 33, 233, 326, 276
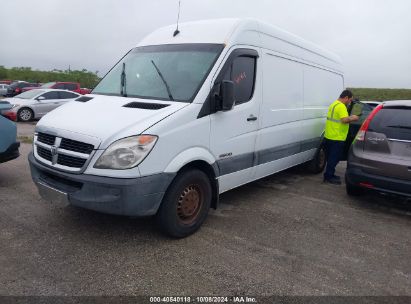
164, 147, 217, 174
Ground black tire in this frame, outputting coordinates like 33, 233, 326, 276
156, 169, 212, 238
306, 144, 326, 174
18, 107, 34, 122
345, 179, 364, 196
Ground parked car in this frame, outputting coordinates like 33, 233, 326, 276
362, 100, 383, 108
342, 100, 375, 158
28, 18, 344, 238
6, 81, 40, 97
346, 100, 411, 197
1, 89, 81, 122
0, 80, 12, 85
0, 101, 20, 164
22, 82, 91, 95
0, 84, 9, 96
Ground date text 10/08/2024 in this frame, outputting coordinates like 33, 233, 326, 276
149, 296, 257, 303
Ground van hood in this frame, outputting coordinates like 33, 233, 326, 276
35, 94, 189, 149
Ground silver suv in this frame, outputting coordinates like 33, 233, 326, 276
345, 100, 411, 197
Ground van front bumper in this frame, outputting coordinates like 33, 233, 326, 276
28, 152, 176, 216
0, 142, 20, 163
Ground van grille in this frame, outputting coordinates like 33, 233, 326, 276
60, 138, 94, 154
57, 154, 87, 168
34, 132, 96, 173
37, 146, 52, 161
38, 133, 56, 145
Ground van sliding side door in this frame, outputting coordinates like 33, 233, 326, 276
253, 52, 304, 180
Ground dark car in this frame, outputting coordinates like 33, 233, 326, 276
6, 81, 40, 97
345, 100, 411, 197
342, 99, 375, 158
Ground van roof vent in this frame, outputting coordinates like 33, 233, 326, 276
75, 96, 93, 103
123, 102, 170, 110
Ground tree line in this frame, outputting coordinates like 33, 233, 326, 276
349, 88, 411, 101
0, 66, 101, 89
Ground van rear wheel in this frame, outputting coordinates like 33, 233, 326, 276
306, 144, 326, 174
156, 169, 212, 238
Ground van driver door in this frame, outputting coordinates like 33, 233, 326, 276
209, 47, 261, 193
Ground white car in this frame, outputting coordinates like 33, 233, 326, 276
1, 89, 81, 121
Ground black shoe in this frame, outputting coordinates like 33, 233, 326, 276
323, 177, 342, 185
333, 175, 341, 181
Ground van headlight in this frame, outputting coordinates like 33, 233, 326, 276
94, 135, 158, 169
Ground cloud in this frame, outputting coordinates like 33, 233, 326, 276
1, 0, 410, 88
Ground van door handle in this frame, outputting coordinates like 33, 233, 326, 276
247, 115, 257, 121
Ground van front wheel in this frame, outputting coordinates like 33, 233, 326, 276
156, 169, 212, 238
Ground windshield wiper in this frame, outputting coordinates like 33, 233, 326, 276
386, 125, 411, 130
151, 60, 174, 101
121, 62, 127, 97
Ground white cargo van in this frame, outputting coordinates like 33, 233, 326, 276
29, 19, 344, 237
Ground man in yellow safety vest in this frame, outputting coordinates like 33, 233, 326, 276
323, 90, 359, 184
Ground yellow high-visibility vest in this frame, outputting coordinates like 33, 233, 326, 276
324, 100, 349, 141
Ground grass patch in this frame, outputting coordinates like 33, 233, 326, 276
18, 136, 34, 144
349, 88, 411, 101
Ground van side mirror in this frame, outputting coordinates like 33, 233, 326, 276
221, 80, 235, 111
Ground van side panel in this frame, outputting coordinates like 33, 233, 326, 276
302, 66, 344, 161
257, 23, 343, 74
253, 52, 304, 180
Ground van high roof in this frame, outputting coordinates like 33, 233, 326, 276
138, 18, 342, 73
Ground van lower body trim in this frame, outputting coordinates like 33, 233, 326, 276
217, 137, 321, 176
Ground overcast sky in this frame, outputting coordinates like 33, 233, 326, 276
1, 0, 410, 88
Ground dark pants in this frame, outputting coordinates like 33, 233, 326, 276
323, 139, 345, 180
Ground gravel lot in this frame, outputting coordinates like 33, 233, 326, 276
0, 122, 410, 296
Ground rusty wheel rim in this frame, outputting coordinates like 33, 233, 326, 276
177, 184, 203, 225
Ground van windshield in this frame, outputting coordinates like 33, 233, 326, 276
92, 44, 224, 102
